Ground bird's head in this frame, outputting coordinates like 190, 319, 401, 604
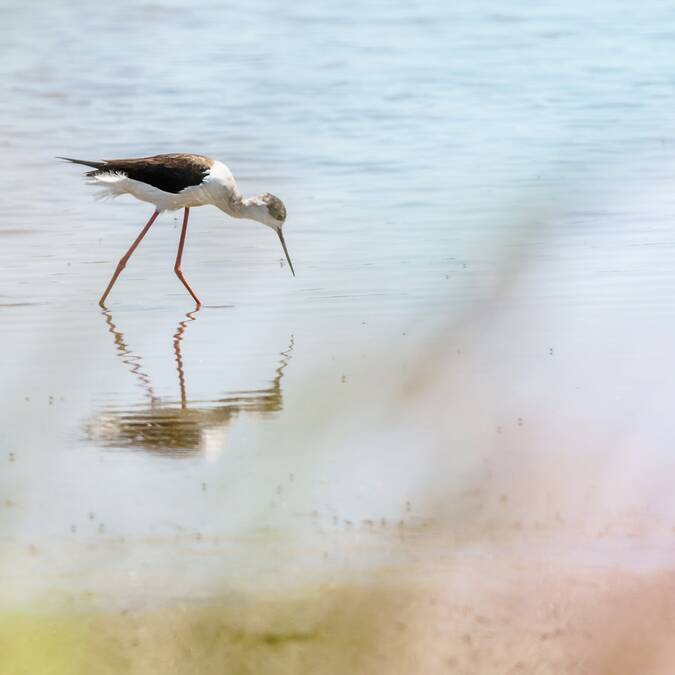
240, 192, 287, 228
242, 193, 295, 276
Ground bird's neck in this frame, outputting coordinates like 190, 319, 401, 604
225, 194, 266, 222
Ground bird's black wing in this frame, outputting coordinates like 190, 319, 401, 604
61, 154, 214, 194
99, 154, 214, 193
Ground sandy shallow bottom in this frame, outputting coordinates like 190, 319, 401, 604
2, 530, 675, 675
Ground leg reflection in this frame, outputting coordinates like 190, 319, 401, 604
173, 307, 201, 409
101, 307, 157, 406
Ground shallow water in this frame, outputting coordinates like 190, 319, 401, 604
3, 0, 675, 671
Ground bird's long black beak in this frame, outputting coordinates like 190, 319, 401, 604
276, 228, 295, 277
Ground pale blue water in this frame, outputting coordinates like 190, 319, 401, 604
3, 1, 675, 315
2, 0, 675, 606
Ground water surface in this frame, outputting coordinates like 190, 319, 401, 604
2, 0, 675, 671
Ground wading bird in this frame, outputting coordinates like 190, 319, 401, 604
59, 154, 294, 306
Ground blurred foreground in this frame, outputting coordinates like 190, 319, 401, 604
2, 542, 675, 674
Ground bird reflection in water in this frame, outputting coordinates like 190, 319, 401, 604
86, 309, 294, 458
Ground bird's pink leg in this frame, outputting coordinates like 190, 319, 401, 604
99, 209, 160, 307
174, 207, 201, 307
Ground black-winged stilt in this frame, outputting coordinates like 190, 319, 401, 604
59, 154, 294, 306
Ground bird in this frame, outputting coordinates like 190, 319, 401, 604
58, 153, 294, 307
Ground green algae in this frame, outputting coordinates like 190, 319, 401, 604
0, 584, 417, 675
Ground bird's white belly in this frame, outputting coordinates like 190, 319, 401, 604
89, 173, 217, 211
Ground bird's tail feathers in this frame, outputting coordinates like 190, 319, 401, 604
87, 172, 128, 200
